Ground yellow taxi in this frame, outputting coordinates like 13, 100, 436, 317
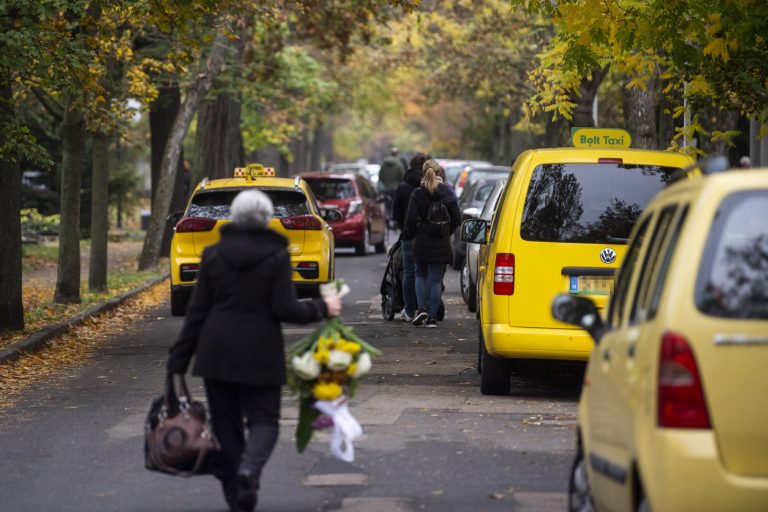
552, 162, 768, 511
169, 164, 338, 315
461, 135, 694, 395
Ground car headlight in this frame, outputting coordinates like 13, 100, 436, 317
347, 200, 363, 217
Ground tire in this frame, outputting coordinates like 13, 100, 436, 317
381, 282, 396, 321
480, 331, 511, 395
477, 338, 483, 374
461, 260, 477, 312
355, 227, 370, 256
170, 287, 190, 317
568, 444, 595, 512
437, 300, 445, 321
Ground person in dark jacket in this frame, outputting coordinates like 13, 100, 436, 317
404, 159, 461, 327
166, 189, 341, 512
391, 153, 428, 321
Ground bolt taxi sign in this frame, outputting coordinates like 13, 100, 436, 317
234, 163, 276, 180
571, 127, 632, 149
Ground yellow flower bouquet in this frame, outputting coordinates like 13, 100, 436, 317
287, 282, 381, 460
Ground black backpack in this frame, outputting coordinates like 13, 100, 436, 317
420, 197, 451, 237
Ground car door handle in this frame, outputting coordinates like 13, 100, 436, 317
602, 348, 612, 362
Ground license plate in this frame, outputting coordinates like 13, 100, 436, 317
568, 275, 613, 296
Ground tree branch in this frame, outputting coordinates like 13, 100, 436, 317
32, 87, 64, 122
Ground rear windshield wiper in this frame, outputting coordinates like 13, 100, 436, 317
606, 235, 628, 244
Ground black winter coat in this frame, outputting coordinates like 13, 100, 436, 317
166, 224, 327, 386
404, 183, 461, 264
391, 166, 423, 238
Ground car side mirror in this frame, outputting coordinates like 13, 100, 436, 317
460, 218, 488, 244
319, 207, 343, 222
551, 294, 606, 343
167, 211, 183, 227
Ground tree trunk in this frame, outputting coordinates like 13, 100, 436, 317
197, 91, 244, 179
310, 121, 325, 171
88, 132, 109, 292
701, 107, 741, 156
0, 83, 24, 331
138, 33, 229, 271
150, 85, 186, 256
623, 76, 659, 149
54, 105, 85, 304
572, 68, 608, 128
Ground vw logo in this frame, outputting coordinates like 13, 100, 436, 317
600, 248, 617, 264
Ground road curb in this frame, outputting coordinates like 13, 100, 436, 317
0, 274, 169, 365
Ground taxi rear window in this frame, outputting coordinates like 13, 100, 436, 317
303, 178, 356, 201
695, 190, 768, 320
187, 189, 309, 219
520, 163, 678, 244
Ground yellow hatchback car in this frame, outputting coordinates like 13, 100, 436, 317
553, 164, 768, 511
169, 165, 338, 315
461, 147, 693, 394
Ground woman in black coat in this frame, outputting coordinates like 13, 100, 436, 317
166, 189, 341, 512
404, 159, 461, 327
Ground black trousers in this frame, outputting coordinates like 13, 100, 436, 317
204, 379, 281, 500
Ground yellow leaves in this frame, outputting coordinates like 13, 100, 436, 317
703, 38, 729, 63
758, 124, 768, 140
688, 74, 711, 96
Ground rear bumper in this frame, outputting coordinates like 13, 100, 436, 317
641, 430, 768, 511
483, 323, 594, 360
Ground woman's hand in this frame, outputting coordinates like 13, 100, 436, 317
324, 295, 342, 317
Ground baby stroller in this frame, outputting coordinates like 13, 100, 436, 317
380, 239, 445, 321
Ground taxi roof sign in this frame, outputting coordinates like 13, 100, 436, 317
571, 127, 632, 149
234, 163, 276, 180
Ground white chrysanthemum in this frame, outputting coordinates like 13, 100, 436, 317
327, 349, 353, 371
291, 351, 320, 380
353, 352, 372, 378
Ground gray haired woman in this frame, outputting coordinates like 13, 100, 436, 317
167, 189, 341, 512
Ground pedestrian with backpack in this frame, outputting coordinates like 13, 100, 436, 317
404, 159, 461, 327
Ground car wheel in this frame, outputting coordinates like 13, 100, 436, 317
479, 328, 511, 395
569, 444, 595, 512
381, 282, 395, 321
355, 227, 370, 256
170, 287, 190, 317
461, 260, 477, 312
477, 338, 482, 374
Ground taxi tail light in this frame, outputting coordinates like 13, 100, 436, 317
176, 217, 217, 233
280, 214, 322, 230
657, 332, 711, 429
493, 253, 515, 295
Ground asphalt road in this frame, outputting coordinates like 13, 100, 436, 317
0, 242, 584, 512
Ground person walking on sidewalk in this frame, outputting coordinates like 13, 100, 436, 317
166, 189, 342, 512
404, 159, 460, 328
392, 153, 428, 322
378, 147, 406, 224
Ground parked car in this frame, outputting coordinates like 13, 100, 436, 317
302, 172, 387, 255
461, 147, 694, 395
453, 164, 509, 198
450, 170, 510, 269
437, 159, 491, 186
553, 163, 768, 512
169, 164, 339, 316
461, 179, 507, 312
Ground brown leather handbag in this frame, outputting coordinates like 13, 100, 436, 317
144, 373, 220, 476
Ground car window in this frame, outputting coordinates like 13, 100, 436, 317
695, 190, 768, 319
520, 163, 679, 244
629, 205, 677, 325
489, 180, 511, 243
608, 215, 652, 327
187, 188, 309, 219
647, 205, 689, 319
304, 178, 357, 200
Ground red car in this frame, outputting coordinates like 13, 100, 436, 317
302, 173, 387, 255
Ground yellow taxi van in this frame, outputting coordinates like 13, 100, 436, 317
553, 161, 768, 511
461, 136, 694, 395
169, 164, 338, 315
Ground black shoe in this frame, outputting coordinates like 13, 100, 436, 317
236, 471, 258, 512
412, 310, 428, 326
425, 318, 437, 328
